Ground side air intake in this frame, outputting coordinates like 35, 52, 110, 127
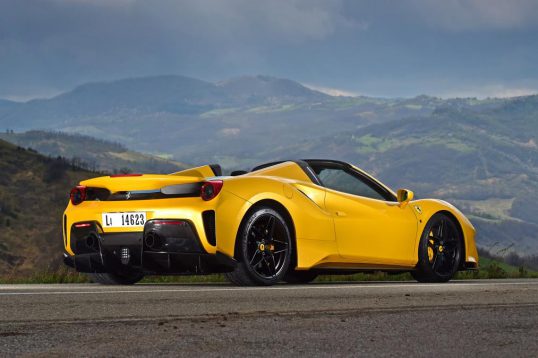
202, 210, 216, 246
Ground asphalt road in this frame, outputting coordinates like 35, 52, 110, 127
0, 279, 537, 357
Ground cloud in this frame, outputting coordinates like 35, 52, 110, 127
409, 0, 538, 31
0, 0, 365, 98
0, 0, 537, 99
303, 84, 360, 97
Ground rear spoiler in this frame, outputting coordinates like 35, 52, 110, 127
171, 164, 222, 178
76, 164, 223, 195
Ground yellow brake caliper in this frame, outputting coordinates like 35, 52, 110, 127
428, 231, 435, 262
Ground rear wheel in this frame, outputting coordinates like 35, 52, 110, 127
88, 271, 144, 285
225, 207, 292, 286
412, 213, 462, 283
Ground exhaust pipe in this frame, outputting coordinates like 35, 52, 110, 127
85, 233, 99, 251
144, 232, 161, 250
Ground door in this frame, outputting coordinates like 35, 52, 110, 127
311, 163, 418, 266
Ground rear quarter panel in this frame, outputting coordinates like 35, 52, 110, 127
220, 175, 338, 269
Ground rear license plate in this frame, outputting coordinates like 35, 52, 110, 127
102, 212, 146, 228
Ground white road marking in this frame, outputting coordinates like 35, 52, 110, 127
0, 280, 536, 296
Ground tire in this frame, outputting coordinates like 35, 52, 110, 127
412, 213, 462, 283
283, 270, 318, 284
88, 271, 144, 285
225, 207, 293, 286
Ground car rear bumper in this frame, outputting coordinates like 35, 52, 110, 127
64, 219, 236, 275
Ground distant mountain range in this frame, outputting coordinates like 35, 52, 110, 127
0, 75, 327, 131
0, 75, 503, 166
0, 74, 537, 256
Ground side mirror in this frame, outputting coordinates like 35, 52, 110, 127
397, 189, 414, 207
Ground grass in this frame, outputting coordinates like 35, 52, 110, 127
2, 257, 537, 284
478, 257, 520, 273
0, 267, 90, 284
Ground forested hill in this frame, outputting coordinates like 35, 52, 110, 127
0, 139, 96, 274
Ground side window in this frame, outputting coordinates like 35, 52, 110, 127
316, 167, 387, 201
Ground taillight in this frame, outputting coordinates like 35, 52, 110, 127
74, 222, 91, 228
70, 185, 87, 205
200, 181, 223, 201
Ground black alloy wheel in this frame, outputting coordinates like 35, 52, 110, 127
412, 213, 462, 283
225, 207, 292, 286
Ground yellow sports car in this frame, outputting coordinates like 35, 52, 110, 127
62, 159, 478, 285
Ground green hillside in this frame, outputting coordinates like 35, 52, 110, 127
0, 130, 189, 174
0, 139, 97, 275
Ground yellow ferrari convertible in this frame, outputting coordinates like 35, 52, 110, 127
62, 159, 478, 285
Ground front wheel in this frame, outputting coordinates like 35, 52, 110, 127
225, 207, 292, 286
412, 213, 462, 283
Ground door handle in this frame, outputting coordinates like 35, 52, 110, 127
335, 211, 347, 217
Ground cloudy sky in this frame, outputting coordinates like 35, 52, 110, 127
1, 0, 538, 100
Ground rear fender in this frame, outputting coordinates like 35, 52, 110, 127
219, 177, 337, 269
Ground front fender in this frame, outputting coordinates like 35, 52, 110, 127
412, 199, 478, 268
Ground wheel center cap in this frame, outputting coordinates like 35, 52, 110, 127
439, 245, 444, 253
258, 243, 275, 252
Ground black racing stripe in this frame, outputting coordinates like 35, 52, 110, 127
209, 164, 222, 176
85, 183, 202, 201
295, 160, 323, 186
